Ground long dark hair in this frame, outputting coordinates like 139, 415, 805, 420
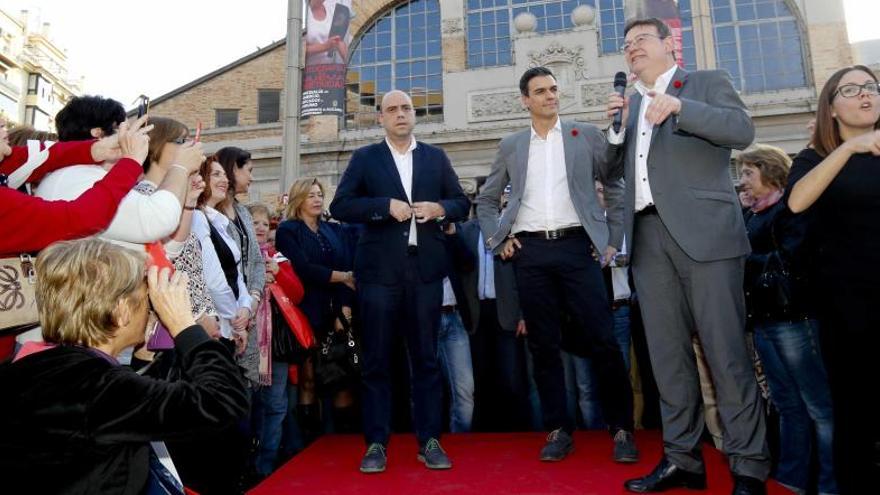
813, 65, 880, 157
215, 146, 252, 195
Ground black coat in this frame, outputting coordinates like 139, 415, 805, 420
0, 327, 248, 495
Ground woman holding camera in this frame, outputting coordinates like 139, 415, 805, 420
787, 65, 880, 494
0, 239, 248, 494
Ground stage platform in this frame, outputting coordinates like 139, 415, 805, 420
251, 431, 787, 494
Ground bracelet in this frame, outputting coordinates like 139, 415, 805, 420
183, 205, 197, 211
170, 163, 189, 174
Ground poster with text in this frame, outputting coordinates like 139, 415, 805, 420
302, 0, 354, 116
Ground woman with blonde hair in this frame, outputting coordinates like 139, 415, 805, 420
0, 238, 248, 495
276, 178, 358, 438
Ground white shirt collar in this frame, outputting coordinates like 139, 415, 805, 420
530, 117, 562, 140
385, 136, 417, 156
634, 64, 679, 96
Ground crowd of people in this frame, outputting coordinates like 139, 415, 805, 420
0, 16, 877, 495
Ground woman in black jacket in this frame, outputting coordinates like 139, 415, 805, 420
0, 238, 248, 495
787, 65, 880, 494
738, 145, 836, 495
276, 178, 357, 437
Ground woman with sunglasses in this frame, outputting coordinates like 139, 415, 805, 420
787, 65, 880, 494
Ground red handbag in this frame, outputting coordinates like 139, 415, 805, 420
268, 283, 315, 349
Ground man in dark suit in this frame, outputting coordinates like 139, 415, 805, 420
330, 90, 469, 473
605, 18, 769, 495
456, 190, 534, 432
476, 67, 637, 464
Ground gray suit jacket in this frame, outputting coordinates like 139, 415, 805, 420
609, 68, 754, 262
457, 219, 521, 333
475, 120, 624, 254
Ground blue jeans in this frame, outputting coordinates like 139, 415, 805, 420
255, 360, 291, 477
438, 311, 475, 432
563, 305, 632, 429
754, 319, 837, 494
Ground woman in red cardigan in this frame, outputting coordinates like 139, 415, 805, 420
0, 117, 152, 256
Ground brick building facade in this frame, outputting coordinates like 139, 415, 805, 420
147, 0, 859, 207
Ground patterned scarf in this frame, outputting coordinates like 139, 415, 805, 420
256, 243, 273, 386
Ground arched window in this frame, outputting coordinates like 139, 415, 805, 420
678, 0, 698, 71
345, 0, 443, 129
465, 0, 628, 68
710, 0, 808, 93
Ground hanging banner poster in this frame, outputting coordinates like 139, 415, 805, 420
302, 0, 354, 116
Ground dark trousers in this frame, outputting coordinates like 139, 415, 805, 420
513, 235, 634, 434
818, 279, 880, 494
359, 254, 443, 446
470, 298, 532, 431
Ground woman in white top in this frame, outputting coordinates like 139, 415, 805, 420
192, 160, 254, 352
305, 0, 351, 65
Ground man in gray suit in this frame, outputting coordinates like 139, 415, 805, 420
605, 18, 769, 495
476, 67, 637, 463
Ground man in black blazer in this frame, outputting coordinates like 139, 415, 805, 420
330, 90, 469, 473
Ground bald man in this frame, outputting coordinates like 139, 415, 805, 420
330, 90, 470, 473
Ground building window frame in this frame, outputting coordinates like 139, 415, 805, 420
345, 0, 444, 129
257, 89, 281, 124
215, 108, 240, 128
709, 0, 810, 93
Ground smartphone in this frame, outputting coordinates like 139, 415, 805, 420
193, 121, 202, 143
136, 95, 150, 118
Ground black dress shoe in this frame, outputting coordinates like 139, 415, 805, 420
731, 475, 766, 495
624, 457, 707, 493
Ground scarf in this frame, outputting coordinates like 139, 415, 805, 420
750, 188, 784, 213
256, 243, 273, 386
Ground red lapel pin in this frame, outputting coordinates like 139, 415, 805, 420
673, 80, 683, 89
571, 128, 579, 137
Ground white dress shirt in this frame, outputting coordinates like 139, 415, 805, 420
610, 235, 631, 301
386, 136, 418, 246
512, 118, 581, 234
477, 231, 496, 300
607, 64, 678, 212
192, 207, 252, 339
442, 277, 458, 307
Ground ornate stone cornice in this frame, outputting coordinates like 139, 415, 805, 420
527, 42, 588, 80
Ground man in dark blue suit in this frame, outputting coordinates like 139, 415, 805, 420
330, 90, 470, 473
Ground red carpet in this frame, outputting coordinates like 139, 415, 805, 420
251, 431, 788, 494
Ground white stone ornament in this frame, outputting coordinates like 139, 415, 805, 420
571, 5, 595, 27
514, 12, 537, 33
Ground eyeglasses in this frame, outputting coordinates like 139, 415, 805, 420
620, 33, 666, 53
833, 81, 880, 99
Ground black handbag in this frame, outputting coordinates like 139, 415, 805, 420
752, 223, 799, 320
316, 311, 360, 393
271, 301, 309, 364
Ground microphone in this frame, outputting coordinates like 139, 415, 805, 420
612, 71, 628, 133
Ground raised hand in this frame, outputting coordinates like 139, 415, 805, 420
644, 91, 682, 125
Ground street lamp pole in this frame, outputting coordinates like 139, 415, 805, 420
280, 0, 304, 192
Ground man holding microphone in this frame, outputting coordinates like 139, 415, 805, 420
605, 18, 769, 495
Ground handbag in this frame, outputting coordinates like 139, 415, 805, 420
0, 254, 39, 331
752, 222, 799, 320
316, 311, 360, 393
267, 283, 315, 363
